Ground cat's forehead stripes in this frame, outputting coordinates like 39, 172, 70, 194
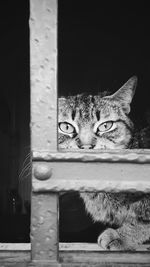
59, 94, 126, 124
95, 110, 100, 121
59, 94, 97, 122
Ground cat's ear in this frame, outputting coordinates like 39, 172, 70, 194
110, 76, 137, 114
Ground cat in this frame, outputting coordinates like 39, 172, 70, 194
58, 76, 150, 250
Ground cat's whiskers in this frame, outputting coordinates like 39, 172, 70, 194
19, 152, 31, 182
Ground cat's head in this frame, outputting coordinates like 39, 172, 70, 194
58, 76, 137, 150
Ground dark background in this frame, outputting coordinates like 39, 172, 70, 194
58, 1, 150, 128
0, 0, 30, 242
0, 0, 150, 242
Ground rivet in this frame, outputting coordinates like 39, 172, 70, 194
34, 163, 52, 180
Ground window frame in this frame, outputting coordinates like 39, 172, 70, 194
0, 0, 150, 266
30, 0, 150, 265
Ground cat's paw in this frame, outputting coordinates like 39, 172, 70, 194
97, 228, 125, 251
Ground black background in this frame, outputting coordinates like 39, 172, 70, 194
58, 1, 150, 128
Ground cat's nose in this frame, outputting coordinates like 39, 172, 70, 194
80, 144, 94, 149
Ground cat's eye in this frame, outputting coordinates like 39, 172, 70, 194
97, 121, 113, 132
59, 122, 76, 134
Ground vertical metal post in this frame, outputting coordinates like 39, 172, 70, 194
30, 0, 57, 152
30, 0, 59, 265
31, 192, 59, 265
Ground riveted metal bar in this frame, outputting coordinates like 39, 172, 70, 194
31, 193, 59, 266
30, 0, 57, 152
32, 150, 150, 163
32, 161, 150, 193
30, 0, 59, 265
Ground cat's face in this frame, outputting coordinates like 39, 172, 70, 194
58, 76, 137, 150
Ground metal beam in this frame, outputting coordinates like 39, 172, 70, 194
32, 161, 150, 193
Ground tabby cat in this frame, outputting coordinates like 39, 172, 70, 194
58, 76, 150, 250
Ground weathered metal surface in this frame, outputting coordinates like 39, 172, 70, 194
30, 0, 57, 151
31, 193, 59, 264
0, 244, 150, 266
0, 250, 30, 263
0, 261, 149, 267
32, 161, 150, 192
0, 243, 30, 266
0, 243, 31, 250
30, 0, 59, 265
59, 242, 150, 251
29, 260, 61, 267
0, 263, 29, 267
60, 264, 150, 267
59, 251, 150, 265
33, 150, 150, 163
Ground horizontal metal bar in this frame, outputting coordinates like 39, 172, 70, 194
0, 242, 149, 252
33, 150, 150, 163
0, 243, 31, 251
59, 250, 150, 265
59, 242, 150, 252
33, 179, 150, 193
32, 161, 150, 192
0, 243, 149, 266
